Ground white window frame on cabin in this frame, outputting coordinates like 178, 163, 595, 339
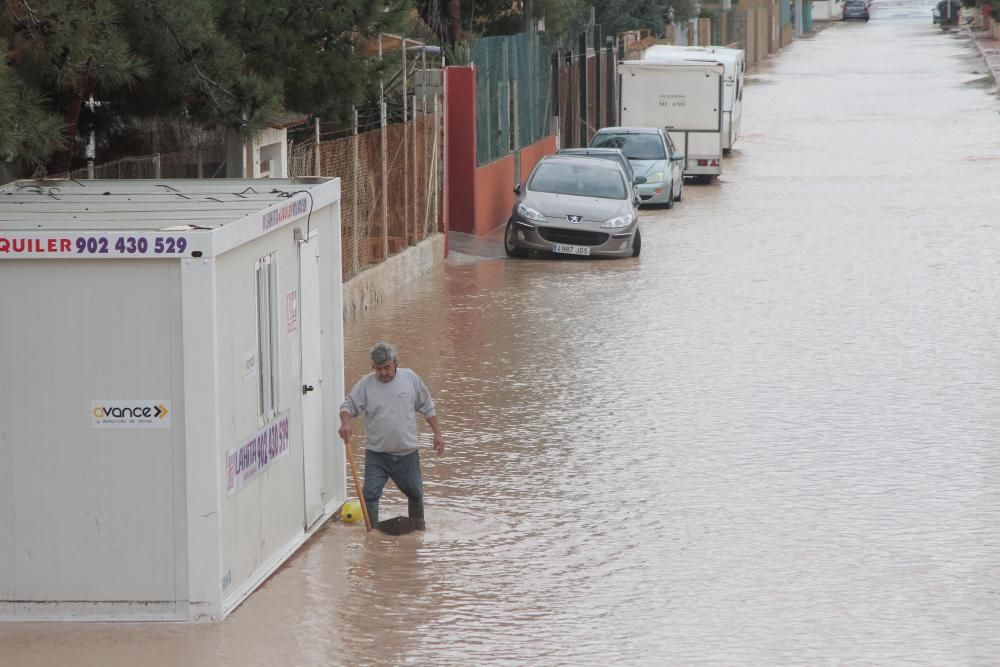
255, 253, 280, 420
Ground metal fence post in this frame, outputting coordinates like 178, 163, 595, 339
552, 49, 560, 150
314, 117, 321, 175
511, 84, 520, 188
593, 29, 602, 134
604, 43, 618, 127
420, 91, 434, 238
154, 152, 161, 179
412, 94, 418, 244
417, 94, 424, 240
403, 39, 409, 249
381, 100, 389, 261
578, 33, 587, 147
352, 107, 360, 276
441, 63, 449, 250
433, 95, 440, 241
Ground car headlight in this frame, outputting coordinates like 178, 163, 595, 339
601, 213, 635, 229
645, 172, 664, 183
517, 203, 546, 222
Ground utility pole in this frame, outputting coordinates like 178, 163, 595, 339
794, 0, 804, 37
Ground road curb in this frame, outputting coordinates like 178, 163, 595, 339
962, 26, 1000, 89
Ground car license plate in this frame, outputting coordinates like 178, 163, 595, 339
552, 243, 591, 256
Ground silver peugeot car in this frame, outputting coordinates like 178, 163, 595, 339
504, 155, 641, 259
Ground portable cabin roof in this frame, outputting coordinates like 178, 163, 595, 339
0, 177, 338, 259
0, 178, 331, 230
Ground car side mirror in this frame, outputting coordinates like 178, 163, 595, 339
513, 183, 521, 195
671, 153, 685, 162
633, 176, 647, 185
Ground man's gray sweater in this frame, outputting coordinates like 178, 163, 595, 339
340, 368, 436, 454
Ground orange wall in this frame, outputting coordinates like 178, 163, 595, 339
445, 66, 558, 236
520, 135, 557, 185
473, 154, 515, 236
470, 135, 558, 236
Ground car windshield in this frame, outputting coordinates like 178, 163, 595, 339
528, 162, 627, 199
846, 1, 865, 6
590, 133, 666, 160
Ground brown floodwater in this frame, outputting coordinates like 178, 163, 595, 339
4, 4, 1000, 665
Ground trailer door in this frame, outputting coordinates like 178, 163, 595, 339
298, 232, 324, 527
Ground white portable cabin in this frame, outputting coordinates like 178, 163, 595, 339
619, 60, 725, 181
642, 45, 745, 153
0, 178, 347, 622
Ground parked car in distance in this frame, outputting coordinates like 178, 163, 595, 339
932, 0, 960, 24
505, 155, 641, 259
556, 147, 644, 190
842, 0, 870, 21
589, 127, 684, 207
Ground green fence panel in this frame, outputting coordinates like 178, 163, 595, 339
471, 33, 553, 167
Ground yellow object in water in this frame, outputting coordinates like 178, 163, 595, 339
341, 500, 363, 523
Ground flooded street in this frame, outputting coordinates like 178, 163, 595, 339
5, 3, 1000, 665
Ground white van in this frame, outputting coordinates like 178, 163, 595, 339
618, 60, 725, 182
642, 45, 745, 154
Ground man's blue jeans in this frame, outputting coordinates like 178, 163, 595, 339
363, 449, 424, 526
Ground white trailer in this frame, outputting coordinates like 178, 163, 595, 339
0, 178, 347, 622
642, 45, 745, 154
619, 60, 725, 181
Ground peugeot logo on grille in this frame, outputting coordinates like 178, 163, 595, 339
566, 215, 583, 223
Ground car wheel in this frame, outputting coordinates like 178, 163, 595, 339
504, 220, 528, 258
631, 228, 642, 258
665, 189, 674, 209
674, 182, 683, 202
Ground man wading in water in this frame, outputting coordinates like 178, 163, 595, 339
339, 342, 444, 530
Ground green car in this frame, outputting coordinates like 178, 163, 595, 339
589, 127, 685, 208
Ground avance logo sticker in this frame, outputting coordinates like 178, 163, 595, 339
91, 400, 172, 429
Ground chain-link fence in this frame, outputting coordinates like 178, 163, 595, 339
54, 144, 227, 180
289, 101, 442, 281
708, 10, 747, 48
49, 104, 441, 285
470, 31, 554, 166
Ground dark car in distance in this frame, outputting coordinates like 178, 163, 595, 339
842, 0, 870, 21
933, 0, 960, 24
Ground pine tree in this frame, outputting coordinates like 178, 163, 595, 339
211, 0, 411, 133
2, 1, 149, 174
115, 0, 285, 138
0, 40, 65, 178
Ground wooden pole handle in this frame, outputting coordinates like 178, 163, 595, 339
344, 437, 372, 532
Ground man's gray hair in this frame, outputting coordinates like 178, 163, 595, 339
370, 341, 398, 366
